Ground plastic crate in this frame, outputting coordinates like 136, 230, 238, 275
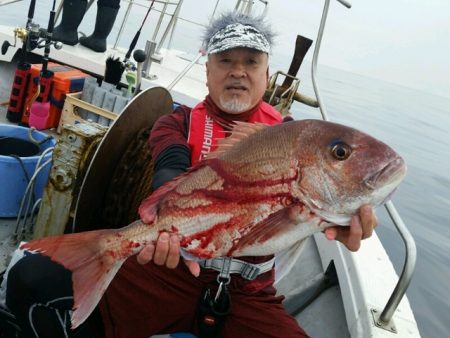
57, 92, 117, 133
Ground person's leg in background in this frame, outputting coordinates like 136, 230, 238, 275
79, 0, 120, 52
52, 0, 88, 45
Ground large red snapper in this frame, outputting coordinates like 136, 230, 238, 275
21, 119, 406, 328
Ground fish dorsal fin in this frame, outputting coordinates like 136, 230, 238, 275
207, 121, 269, 159
138, 165, 204, 223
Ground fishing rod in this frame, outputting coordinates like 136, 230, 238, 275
104, 0, 156, 85
21, 0, 59, 128
2, 0, 39, 122
35, 0, 58, 103
2, 0, 62, 123
126, 0, 155, 63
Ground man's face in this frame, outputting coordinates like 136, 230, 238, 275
206, 48, 269, 114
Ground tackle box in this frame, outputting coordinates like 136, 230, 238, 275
22, 62, 90, 129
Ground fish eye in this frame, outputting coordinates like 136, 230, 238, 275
331, 142, 352, 160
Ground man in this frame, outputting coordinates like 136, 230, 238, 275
98, 11, 377, 338
5, 11, 377, 338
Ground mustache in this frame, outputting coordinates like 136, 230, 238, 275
225, 82, 248, 90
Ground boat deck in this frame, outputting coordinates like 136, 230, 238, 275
0, 24, 207, 108
0, 16, 421, 337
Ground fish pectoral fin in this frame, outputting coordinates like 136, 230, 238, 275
232, 206, 299, 254
180, 248, 202, 262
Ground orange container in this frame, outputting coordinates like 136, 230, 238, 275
23, 62, 89, 129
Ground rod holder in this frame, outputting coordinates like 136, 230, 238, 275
142, 40, 158, 79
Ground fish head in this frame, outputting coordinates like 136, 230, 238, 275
293, 120, 406, 225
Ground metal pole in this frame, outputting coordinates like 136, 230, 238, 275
168, 1, 182, 50
309, 0, 417, 329
311, 0, 331, 121
379, 200, 417, 324
336, 0, 352, 8
156, 0, 183, 53
167, 51, 204, 91
234, 0, 242, 12
152, 0, 169, 42
211, 0, 221, 18
113, 0, 135, 49
142, 40, 157, 77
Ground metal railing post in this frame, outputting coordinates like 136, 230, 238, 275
379, 201, 417, 324
152, 0, 169, 42
311, 0, 331, 121
311, 0, 417, 330
155, 0, 183, 53
113, 0, 135, 49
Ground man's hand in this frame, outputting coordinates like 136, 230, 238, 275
136, 233, 200, 277
323, 204, 378, 252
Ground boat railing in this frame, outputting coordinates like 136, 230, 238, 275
0, 0, 22, 6
111, 0, 267, 61
234, 0, 268, 15
53, 0, 187, 55
55, 0, 95, 27
306, 0, 417, 330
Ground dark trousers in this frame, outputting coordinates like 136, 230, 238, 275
5, 254, 102, 338
98, 0, 121, 9
100, 258, 308, 338
6, 254, 307, 338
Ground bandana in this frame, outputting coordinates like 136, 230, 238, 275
207, 23, 270, 54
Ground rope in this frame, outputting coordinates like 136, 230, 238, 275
101, 127, 154, 227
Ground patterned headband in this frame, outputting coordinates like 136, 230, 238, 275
207, 23, 271, 54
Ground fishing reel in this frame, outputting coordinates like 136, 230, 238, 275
125, 49, 148, 96
1, 24, 62, 56
1, 25, 37, 55
120, 49, 146, 72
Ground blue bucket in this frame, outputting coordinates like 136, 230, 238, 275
0, 124, 55, 218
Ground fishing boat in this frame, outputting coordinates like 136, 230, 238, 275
0, 0, 421, 337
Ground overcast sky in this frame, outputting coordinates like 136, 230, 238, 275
182, 0, 449, 98
262, 0, 450, 98
3, 0, 448, 98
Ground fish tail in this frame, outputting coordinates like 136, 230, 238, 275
21, 229, 127, 328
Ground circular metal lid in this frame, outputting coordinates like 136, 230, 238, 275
73, 86, 173, 232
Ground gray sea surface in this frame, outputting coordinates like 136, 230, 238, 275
1, 1, 449, 337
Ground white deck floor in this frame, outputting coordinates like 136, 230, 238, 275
0, 24, 207, 108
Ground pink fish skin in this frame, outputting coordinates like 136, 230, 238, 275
21, 119, 406, 328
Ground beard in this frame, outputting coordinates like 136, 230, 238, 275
219, 96, 251, 114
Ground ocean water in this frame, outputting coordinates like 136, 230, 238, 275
290, 66, 450, 338
1, 1, 449, 337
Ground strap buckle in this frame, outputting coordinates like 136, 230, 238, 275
215, 257, 232, 301
199, 257, 275, 281
241, 263, 262, 280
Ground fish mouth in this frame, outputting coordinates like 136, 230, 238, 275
364, 157, 407, 190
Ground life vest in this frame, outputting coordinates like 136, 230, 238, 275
187, 101, 282, 165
